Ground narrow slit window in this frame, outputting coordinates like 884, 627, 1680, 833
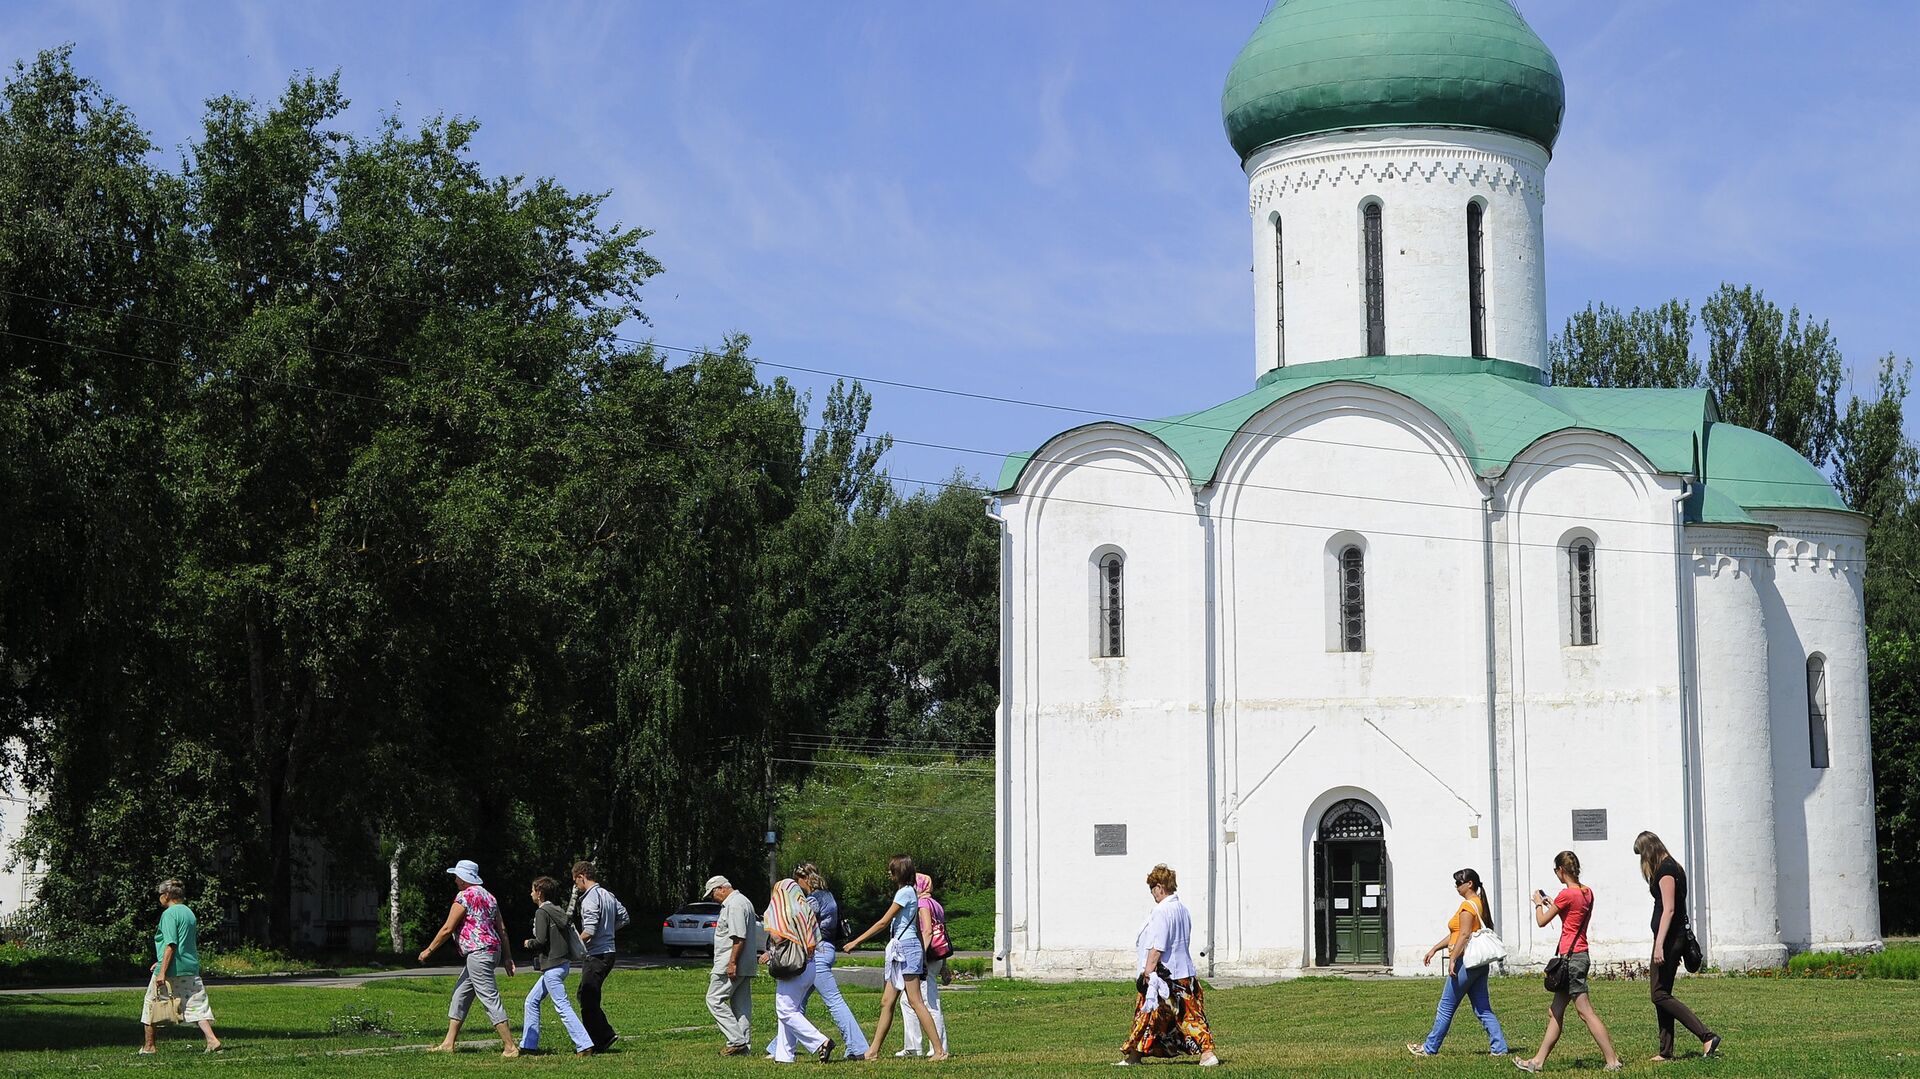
1568, 539, 1596, 645
1807, 655, 1829, 768
1274, 215, 1287, 365
1339, 546, 1365, 652
1363, 202, 1385, 356
1467, 201, 1487, 358
1099, 553, 1125, 658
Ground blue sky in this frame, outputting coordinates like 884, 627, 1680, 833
5, 1, 1915, 489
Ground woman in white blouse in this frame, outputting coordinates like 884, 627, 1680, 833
1116, 864, 1220, 1067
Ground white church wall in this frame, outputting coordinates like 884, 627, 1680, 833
1761, 511, 1881, 952
0, 756, 42, 926
1209, 385, 1491, 973
1688, 524, 1787, 969
1000, 426, 1209, 977
1501, 434, 1688, 965
1245, 129, 1549, 378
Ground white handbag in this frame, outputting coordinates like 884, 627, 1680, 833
1462, 927, 1508, 970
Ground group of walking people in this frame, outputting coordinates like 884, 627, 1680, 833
415, 858, 629, 1058
139, 831, 1727, 1069
1408, 831, 1723, 1071
705, 854, 953, 1062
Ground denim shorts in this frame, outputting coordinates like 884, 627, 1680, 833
892, 931, 926, 975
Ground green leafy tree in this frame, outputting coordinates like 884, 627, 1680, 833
0, 49, 224, 953
4, 51, 998, 951
1549, 299, 1697, 388
1702, 283, 1844, 468
1834, 353, 1920, 930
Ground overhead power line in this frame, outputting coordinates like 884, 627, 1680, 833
0, 327, 1869, 568
0, 286, 1857, 495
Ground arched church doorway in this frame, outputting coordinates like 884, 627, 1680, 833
1314, 798, 1388, 965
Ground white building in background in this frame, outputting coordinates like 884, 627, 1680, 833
990, 0, 1880, 978
0, 766, 44, 927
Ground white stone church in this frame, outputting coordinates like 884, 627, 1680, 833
989, 0, 1881, 978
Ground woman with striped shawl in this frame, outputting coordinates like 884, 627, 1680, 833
761, 877, 834, 1063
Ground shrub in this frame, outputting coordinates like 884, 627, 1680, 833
1867, 945, 1920, 979
774, 751, 992, 923
0, 942, 141, 987
326, 996, 397, 1035
199, 944, 322, 977
1782, 943, 1920, 980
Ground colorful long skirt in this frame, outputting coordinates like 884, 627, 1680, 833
1121, 976, 1215, 1058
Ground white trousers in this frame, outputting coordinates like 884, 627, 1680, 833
770, 968, 828, 1062
901, 957, 949, 1054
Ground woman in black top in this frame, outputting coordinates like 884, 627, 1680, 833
1632, 833, 1721, 1062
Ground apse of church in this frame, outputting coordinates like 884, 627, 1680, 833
989, 0, 1879, 979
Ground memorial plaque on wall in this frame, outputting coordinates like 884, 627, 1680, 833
1571, 809, 1608, 842
1094, 824, 1128, 856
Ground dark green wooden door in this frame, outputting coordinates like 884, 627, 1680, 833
1314, 798, 1389, 966
1327, 841, 1387, 963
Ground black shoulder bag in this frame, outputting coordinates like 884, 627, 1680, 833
1542, 949, 1569, 993
1680, 924, 1704, 973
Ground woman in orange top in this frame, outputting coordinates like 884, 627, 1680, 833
1409, 868, 1508, 1057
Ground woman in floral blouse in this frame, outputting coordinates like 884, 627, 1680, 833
419, 859, 519, 1056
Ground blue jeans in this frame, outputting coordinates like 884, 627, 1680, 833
522, 964, 593, 1052
1422, 960, 1507, 1054
811, 943, 869, 1055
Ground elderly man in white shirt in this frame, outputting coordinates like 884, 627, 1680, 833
704, 875, 759, 1056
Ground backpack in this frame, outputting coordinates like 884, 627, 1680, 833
564, 908, 588, 962
923, 894, 953, 961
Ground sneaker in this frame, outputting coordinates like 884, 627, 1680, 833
1408, 1043, 1436, 1057
722, 1043, 750, 1056
895, 1048, 922, 1058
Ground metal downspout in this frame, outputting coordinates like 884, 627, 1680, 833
986, 497, 1013, 978
1480, 485, 1505, 940
1199, 494, 1219, 978
1671, 481, 1703, 942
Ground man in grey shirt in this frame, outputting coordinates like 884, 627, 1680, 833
704, 875, 757, 1055
571, 861, 628, 1052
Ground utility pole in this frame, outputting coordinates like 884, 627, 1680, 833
765, 751, 778, 890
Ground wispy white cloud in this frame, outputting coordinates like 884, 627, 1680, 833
1024, 63, 1076, 187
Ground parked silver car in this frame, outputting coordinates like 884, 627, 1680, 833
661, 899, 722, 956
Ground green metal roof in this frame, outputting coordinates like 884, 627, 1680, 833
1701, 422, 1849, 516
1222, 0, 1566, 161
995, 355, 1851, 524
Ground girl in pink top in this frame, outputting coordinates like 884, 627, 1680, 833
1516, 851, 1621, 1073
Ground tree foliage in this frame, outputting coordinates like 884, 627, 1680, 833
0, 51, 998, 954
1550, 284, 1845, 469
1702, 283, 1844, 469
1549, 299, 1698, 389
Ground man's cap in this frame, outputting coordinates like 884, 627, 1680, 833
703, 875, 731, 896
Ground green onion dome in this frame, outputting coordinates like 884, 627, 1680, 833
1222, 0, 1566, 161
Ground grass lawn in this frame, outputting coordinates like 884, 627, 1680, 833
2, 968, 1915, 1077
